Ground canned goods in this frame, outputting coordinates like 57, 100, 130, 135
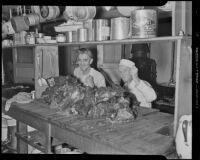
131, 9, 157, 38
94, 19, 110, 41
110, 17, 130, 40
66, 31, 73, 42
77, 28, 88, 42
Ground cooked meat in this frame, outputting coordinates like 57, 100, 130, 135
40, 76, 139, 122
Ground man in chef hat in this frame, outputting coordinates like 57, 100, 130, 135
74, 48, 106, 88
119, 59, 157, 108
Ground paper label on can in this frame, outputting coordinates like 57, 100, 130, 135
101, 26, 110, 36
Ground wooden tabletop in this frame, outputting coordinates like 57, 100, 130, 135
7, 100, 174, 155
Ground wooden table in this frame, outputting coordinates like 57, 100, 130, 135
6, 100, 174, 155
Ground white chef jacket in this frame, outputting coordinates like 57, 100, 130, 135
74, 67, 106, 88
125, 79, 157, 108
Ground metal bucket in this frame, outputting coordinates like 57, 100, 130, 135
131, 9, 157, 38
11, 16, 29, 33
94, 19, 110, 41
110, 17, 130, 40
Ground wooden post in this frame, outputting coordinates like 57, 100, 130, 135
16, 121, 28, 153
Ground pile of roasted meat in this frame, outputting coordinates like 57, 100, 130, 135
40, 76, 140, 122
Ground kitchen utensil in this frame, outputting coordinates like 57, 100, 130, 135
24, 13, 40, 26
56, 34, 66, 43
37, 51, 47, 86
11, 16, 29, 33
131, 9, 157, 38
117, 6, 143, 16
168, 41, 176, 86
37, 54, 42, 86
40, 50, 47, 86
110, 17, 130, 40
31, 6, 46, 22
64, 6, 96, 21
94, 19, 110, 41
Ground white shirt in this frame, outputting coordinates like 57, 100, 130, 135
126, 80, 157, 108
74, 67, 106, 88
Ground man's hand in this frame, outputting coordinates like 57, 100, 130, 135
85, 75, 95, 88
130, 66, 140, 86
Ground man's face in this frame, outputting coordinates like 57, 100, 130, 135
77, 53, 93, 72
119, 65, 132, 83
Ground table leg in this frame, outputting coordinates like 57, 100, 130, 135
16, 121, 28, 154
44, 124, 52, 154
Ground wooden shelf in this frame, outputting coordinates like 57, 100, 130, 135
2, 36, 191, 49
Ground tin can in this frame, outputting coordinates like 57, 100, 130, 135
66, 31, 73, 43
83, 19, 95, 41
94, 19, 110, 41
131, 9, 157, 38
110, 17, 130, 40
77, 28, 88, 42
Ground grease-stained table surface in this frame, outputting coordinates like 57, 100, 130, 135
7, 100, 174, 155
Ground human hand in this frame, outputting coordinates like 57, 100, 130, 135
85, 75, 95, 88
130, 66, 140, 86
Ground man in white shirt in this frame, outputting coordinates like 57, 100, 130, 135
119, 59, 157, 108
74, 48, 106, 88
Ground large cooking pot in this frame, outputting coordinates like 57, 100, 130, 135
11, 16, 29, 33
24, 13, 40, 26
31, 6, 46, 22
41, 6, 60, 20
64, 6, 96, 21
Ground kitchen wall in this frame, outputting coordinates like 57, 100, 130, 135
150, 42, 175, 84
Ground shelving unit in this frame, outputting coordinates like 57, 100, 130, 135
2, 36, 185, 49
2, 35, 192, 137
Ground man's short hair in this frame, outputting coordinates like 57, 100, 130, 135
77, 48, 93, 59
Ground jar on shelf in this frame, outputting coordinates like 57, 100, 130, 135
56, 34, 66, 43
26, 32, 35, 44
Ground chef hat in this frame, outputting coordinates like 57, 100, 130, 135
119, 59, 135, 68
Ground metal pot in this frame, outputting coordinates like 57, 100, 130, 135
11, 16, 29, 33
24, 13, 40, 26
94, 19, 110, 41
